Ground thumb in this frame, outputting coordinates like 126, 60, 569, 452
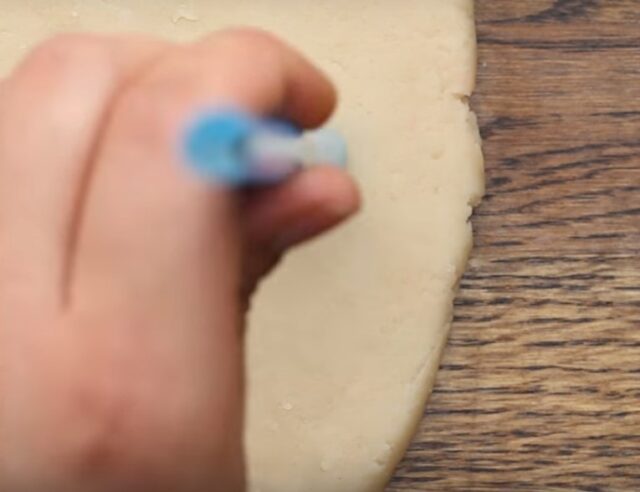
241, 166, 360, 299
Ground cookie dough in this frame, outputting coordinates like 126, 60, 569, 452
0, 1, 484, 491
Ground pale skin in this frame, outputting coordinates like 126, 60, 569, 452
0, 29, 360, 492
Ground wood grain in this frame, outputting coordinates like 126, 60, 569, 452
389, 1, 640, 490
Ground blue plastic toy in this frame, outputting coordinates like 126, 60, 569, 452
184, 109, 348, 186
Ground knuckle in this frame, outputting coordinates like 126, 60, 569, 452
213, 27, 284, 61
18, 34, 110, 83
111, 81, 184, 146
218, 27, 282, 47
0, 34, 114, 128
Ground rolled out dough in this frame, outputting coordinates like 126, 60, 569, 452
0, 1, 484, 490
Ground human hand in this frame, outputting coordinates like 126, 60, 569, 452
0, 29, 359, 492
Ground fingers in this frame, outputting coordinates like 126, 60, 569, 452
71, 28, 338, 312
0, 34, 167, 312
241, 166, 360, 296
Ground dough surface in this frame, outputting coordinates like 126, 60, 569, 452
0, 1, 484, 491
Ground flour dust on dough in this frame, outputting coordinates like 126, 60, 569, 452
0, 1, 484, 491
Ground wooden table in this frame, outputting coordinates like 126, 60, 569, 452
389, 1, 640, 490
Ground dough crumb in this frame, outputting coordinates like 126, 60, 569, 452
172, 6, 199, 24
280, 401, 294, 411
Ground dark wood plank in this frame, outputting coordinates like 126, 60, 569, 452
389, 1, 640, 490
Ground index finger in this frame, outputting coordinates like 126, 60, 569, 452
203, 28, 337, 128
